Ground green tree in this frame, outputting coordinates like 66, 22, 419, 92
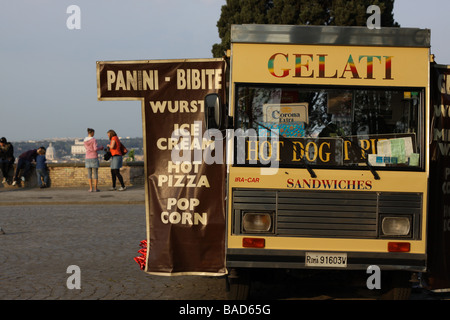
212, 0, 399, 57
267, 0, 331, 25
330, 0, 398, 27
212, 0, 273, 58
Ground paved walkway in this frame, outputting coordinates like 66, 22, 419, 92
0, 186, 231, 301
0, 185, 145, 206
1, 186, 449, 301
0, 204, 227, 301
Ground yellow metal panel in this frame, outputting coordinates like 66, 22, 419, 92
229, 168, 427, 193
228, 168, 427, 254
232, 43, 429, 88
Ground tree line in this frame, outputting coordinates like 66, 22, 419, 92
212, 0, 398, 57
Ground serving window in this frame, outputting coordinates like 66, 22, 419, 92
234, 84, 424, 169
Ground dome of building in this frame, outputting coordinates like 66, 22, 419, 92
46, 143, 56, 161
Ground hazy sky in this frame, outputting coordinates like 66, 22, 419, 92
1, 0, 449, 141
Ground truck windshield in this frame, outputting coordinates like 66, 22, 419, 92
234, 85, 424, 169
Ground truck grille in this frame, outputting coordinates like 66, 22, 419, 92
232, 189, 422, 239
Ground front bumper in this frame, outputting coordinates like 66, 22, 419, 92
227, 248, 427, 272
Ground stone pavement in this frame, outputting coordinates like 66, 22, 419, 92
0, 186, 231, 300
0, 185, 146, 206
0, 203, 228, 300
1, 186, 449, 301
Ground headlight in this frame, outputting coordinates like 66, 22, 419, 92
381, 217, 411, 236
242, 212, 272, 233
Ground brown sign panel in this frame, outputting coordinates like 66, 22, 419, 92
427, 63, 450, 290
97, 59, 227, 275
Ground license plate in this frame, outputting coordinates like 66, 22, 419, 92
305, 252, 348, 268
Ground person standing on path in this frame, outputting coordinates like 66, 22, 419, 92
84, 128, 104, 192
0, 137, 15, 184
35, 147, 50, 188
107, 129, 126, 191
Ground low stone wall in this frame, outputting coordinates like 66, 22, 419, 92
0, 161, 145, 189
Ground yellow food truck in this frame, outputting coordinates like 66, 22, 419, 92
204, 25, 450, 299
98, 24, 450, 300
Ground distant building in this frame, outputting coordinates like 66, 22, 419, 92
46, 143, 56, 161
71, 139, 85, 156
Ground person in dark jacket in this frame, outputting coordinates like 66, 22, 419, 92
0, 137, 15, 184
12, 147, 45, 186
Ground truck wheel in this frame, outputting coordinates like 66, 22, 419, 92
226, 268, 250, 300
382, 286, 412, 300
380, 271, 412, 300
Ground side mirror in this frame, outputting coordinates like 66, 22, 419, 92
204, 93, 222, 130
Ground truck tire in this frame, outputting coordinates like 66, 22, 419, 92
382, 287, 412, 300
226, 268, 250, 300
380, 271, 412, 300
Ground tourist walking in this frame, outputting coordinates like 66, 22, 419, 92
107, 129, 126, 191
84, 128, 104, 192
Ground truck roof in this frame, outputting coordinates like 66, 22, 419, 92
231, 24, 430, 48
